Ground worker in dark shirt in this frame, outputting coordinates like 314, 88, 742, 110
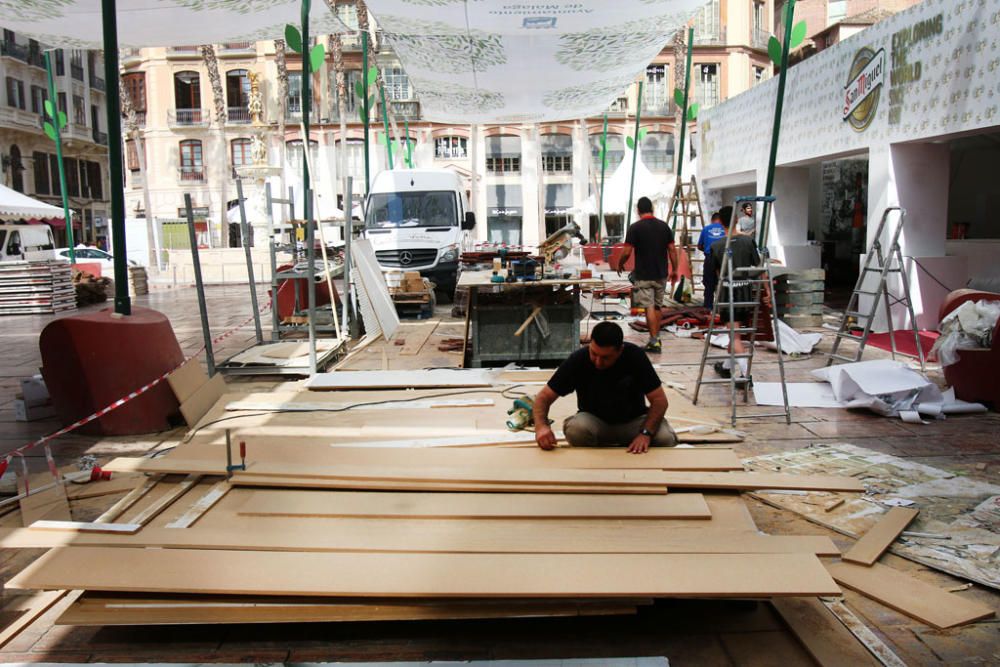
615, 197, 679, 354
533, 321, 677, 453
710, 212, 765, 379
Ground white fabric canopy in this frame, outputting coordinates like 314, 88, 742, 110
574, 151, 674, 216
0, 1, 348, 49
364, 0, 705, 123
0, 183, 69, 222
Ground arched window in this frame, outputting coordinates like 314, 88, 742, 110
641, 132, 674, 172
226, 69, 250, 122
178, 139, 203, 181
174, 71, 201, 109
286, 139, 319, 176
486, 135, 520, 174
231, 138, 252, 174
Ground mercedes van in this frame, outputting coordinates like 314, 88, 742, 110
0, 224, 56, 262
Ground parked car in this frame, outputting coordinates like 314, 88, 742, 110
55, 245, 137, 272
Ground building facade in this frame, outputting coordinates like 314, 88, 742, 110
0, 29, 110, 247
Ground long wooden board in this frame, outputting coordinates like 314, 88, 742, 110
305, 368, 495, 390
167, 443, 743, 472
236, 489, 712, 520
167, 358, 208, 404
826, 561, 995, 629
658, 471, 865, 492
0, 590, 69, 648
0, 519, 839, 556
229, 475, 667, 494
842, 507, 919, 566
57, 594, 639, 626
178, 373, 226, 426
771, 597, 882, 667
10, 547, 842, 597
103, 458, 673, 488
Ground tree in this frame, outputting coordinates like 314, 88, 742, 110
118, 67, 157, 268
200, 44, 226, 247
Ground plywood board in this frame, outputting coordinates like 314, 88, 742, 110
658, 472, 865, 492
842, 507, 919, 566
826, 561, 995, 629
1, 520, 839, 556
230, 475, 668, 494
225, 398, 495, 412
168, 442, 742, 472
399, 320, 438, 355
104, 458, 672, 488
64, 474, 144, 500
0, 590, 69, 648
94, 475, 160, 523
166, 358, 208, 404
129, 475, 201, 526
165, 481, 232, 529
236, 489, 712, 520
178, 373, 226, 426
10, 547, 842, 597
29, 520, 141, 534
57, 594, 638, 626
306, 368, 495, 390
771, 597, 882, 667
353, 239, 399, 340
16, 473, 70, 527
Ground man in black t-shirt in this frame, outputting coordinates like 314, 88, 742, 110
615, 197, 679, 354
532, 321, 677, 453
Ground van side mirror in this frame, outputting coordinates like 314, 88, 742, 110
462, 212, 476, 231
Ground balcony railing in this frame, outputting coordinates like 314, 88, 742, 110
607, 96, 629, 116
168, 46, 201, 57
385, 99, 419, 120
751, 27, 770, 50
178, 167, 205, 182
220, 42, 255, 53
641, 98, 677, 117
70, 63, 84, 81
694, 24, 726, 46
285, 96, 302, 120
0, 40, 29, 62
27, 48, 45, 68
226, 106, 250, 124
89, 73, 106, 91
92, 128, 108, 145
169, 108, 210, 127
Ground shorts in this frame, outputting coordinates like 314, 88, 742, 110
633, 280, 665, 309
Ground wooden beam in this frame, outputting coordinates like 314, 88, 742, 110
236, 489, 712, 520
9, 547, 842, 597
29, 520, 141, 534
771, 597, 882, 667
93, 475, 161, 523
842, 507, 919, 566
826, 561, 995, 629
165, 481, 232, 529
128, 475, 202, 526
305, 368, 495, 390
659, 471, 865, 492
229, 475, 667, 494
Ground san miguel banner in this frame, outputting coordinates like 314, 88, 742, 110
843, 47, 886, 131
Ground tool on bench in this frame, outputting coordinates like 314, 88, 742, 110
225, 429, 247, 480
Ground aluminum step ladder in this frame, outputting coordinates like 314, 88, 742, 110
693, 196, 791, 427
826, 207, 925, 372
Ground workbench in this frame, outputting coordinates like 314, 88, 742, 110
458, 270, 603, 368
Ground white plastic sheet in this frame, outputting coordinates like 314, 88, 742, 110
931, 299, 1000, 367
363, 0, 706, 123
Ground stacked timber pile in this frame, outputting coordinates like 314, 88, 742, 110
72, 269, 112, 306
773, 269, 825, 328
0, 261, 75, 315
129, 266, 148, 296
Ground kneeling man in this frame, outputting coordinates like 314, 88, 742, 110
534, 321, 677, 454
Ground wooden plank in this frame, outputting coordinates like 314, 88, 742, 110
230, 475, 668, 494
9, 547, 842, 597
659, 471, 865, 492
167, 358, 208, 404
56, 594, 638, 626
93, 475, 160, 523
64, 474, 144, 500
842, 507, 919, 566
170, 442, 743, 472
353, 238, 400, 340
0, 521, 839, 556
225, 397, 495, 412
129, 475, 202, 526
826, 561, 995, 629
178, 373, 226, 426
17, 474, 70, 526
0, 590, 69, 648
821, 600, 908, 667
236, 489, 713, 520
104, 458, 672, 488
399, 320, 438, 355
29, 520, 141, 534
771, 597, 881, 667
305, 368, 495, 390
165, 481, 233, 529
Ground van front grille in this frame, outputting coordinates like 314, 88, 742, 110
375, 249, 437, 268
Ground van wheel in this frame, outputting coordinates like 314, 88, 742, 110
434, 287, 454, 304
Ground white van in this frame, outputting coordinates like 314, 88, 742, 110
0, 224, 56, 262
362, 169, 475, 294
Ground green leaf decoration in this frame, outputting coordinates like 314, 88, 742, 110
768, 35, 783, 66
599, 135, 606, 148
354, 80, 365, 100
687, 104, 699, 121
674, 88, 685, 107
366, 67, 378, 85
637, 128, 648, 142
368, 94, 376, 110
284, 24, 303, 53
309, 44, 325, 72
44, 99, 55, 119
358, 108, 367, 124
57, 111, 67, 129
790, 20, 807, 49
43, 122, 57, 141
602, 156, 609, 169
376, 132, 386, 145
625, 136, 635, 150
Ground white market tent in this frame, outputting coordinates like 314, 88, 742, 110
0, 183, 70, 222
574, 153, 675, 217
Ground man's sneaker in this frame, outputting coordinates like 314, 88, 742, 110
645, 339, 662, 353
713, 361, 731, 378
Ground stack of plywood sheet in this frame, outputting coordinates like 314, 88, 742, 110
0, 438, 860, 628
0, 260, 75, 315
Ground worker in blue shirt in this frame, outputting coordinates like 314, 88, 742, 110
698, 210, 727, 310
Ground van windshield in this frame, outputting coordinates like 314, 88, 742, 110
366, 191, 457, 229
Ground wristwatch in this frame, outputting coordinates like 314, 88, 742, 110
639, 428, 653, 437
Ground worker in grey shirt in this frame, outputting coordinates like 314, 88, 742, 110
736, 202, 756, 237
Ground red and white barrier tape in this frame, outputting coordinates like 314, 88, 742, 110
5, 300, 271, 469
